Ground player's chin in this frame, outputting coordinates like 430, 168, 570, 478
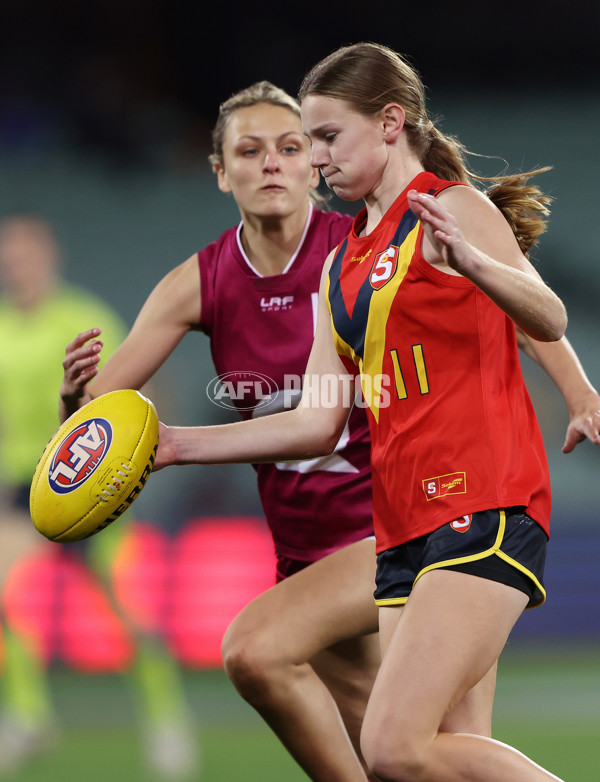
328, 183, 355, 201
256, 203, 299, 221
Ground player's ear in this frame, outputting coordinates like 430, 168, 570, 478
381, 103, 405, 143
309, 165, 320, 189
215, 165, 232, 194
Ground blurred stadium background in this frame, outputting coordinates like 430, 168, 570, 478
1, 1, 599, 779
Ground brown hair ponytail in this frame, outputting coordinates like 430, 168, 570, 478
299, 43, 551, 256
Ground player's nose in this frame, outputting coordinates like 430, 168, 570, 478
263, 151, 281, 172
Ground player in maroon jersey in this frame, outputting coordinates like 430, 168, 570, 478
60, 81, 379, 782
148, 48, 599, 782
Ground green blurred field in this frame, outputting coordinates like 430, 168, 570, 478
3, 642, 598, 782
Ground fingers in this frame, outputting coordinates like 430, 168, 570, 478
408, 190, 457, 243
61, 328, 104, 397
583, 411, 600, 445
408, 190, 453, 221
64, 327, 102, 355
562, 412, 600, 453
562, 429, 584, 454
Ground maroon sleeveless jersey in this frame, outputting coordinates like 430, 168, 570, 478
198, 206, 373, 560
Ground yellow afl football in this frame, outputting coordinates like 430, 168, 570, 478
30, 390, 159, 542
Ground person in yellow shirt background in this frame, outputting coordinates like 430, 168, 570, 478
0, 214, 198, 779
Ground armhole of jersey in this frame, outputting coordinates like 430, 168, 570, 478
414, 181, 471, 272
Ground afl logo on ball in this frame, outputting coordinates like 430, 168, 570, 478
48, 418, 113, 494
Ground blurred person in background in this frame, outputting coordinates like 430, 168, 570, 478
0, 214, 198, 779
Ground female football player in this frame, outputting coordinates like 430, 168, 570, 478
62, 75, 598, 782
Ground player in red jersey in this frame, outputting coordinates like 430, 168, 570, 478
150, 47, 599, 781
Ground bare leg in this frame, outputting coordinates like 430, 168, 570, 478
361, 569, 564, 781
310, 633, 380, 769
221, 538, 379, 782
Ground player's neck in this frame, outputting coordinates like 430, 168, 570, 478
240, 203, 311, 277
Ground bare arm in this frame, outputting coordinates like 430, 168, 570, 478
59, 255, 201, 422
155, 253, 353, 470
408, 187, 567, 342
517, 330, 600, 453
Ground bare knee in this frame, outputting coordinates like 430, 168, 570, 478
221, 621, 273, 700
361, 721, 427, 782
363, 744, 427, 782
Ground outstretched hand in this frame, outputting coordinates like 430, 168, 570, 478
407, 190, 474, 274
563, 398, 600, 453
60, 327, 104, 402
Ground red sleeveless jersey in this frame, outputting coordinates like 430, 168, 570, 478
198, 206, 373, 560
326, 172, 551, 554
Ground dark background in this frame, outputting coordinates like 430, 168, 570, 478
2, 0, 599, 166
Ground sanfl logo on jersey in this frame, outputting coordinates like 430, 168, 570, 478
369, 245, 399, 290
48, 418, 113, 494
423, 471, 466, 501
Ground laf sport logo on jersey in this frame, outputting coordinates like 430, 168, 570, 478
48, 418, 113, 494
260, 295, 294, 312
422, 471, 467, 501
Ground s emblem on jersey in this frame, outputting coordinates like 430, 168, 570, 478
423, 471, 467, 501
48, 418, 113, 494
369, 245, 399, 290
450, 515, 472, 533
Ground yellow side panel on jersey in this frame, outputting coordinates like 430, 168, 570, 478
359, 224, 419, 421
327, 209, 421, 422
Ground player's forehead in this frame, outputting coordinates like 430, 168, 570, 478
301, 95, 356, 136
224, 102, 303, 144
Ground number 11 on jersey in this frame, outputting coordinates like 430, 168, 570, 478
390, 345, 430, 400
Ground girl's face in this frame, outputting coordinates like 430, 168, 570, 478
301, 95, 388, 202
216, 103, 319, 221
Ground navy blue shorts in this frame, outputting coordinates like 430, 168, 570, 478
374, 507, 548, 609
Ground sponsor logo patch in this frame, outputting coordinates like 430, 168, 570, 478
351, 249, 372, 263
260, 295, 294, 312
48, 418, 113, 494
423, 471, 467, 501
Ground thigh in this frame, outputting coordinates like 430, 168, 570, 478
366, 569, 528, 742
223, 538, 379, 664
